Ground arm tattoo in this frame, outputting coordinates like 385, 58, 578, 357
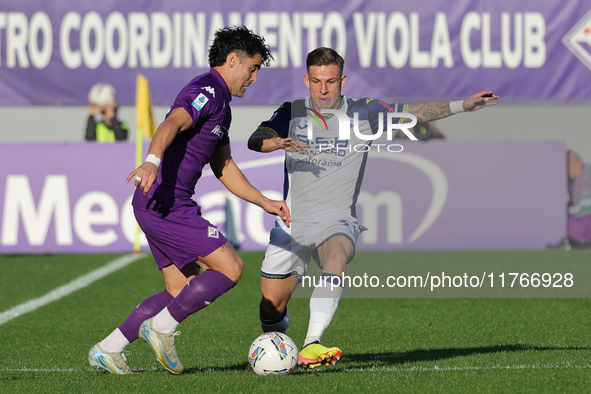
407, 101, 452, 122
219, 241, 231, 253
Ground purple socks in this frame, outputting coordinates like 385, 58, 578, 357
118, 290, 174, 342
117, 270, 235, 341
167, 270, 236, 323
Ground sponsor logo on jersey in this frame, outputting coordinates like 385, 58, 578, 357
208, 226, 219, 238
192, 93, 209, 111
203, 86, 216, 97
210, 125, 226, 139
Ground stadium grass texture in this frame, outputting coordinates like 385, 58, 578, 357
0, 250, 589, 392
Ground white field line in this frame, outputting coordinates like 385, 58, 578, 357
0, 363, 589, 373
348, 362, 591, 372
0, 253, 145, 326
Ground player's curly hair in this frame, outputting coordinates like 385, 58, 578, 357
306, 47, 345, 76
208, 25, 273, 68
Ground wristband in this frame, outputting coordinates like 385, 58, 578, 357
145, 154, 161, 167
450, 100, 465, 114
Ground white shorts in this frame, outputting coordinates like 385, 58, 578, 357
260, 216, 365, 278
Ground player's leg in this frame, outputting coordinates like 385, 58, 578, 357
89, 246, 200, 375
141, 262, 202, 335
141, 241, 241, 374
117, 262, 200, 345
258, 221, 307, 334
260, 275, 299, 333
299, 234, 355, 368
306, 234, 354, 345
161, 241, 242, 329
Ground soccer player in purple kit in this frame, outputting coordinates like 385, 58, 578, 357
88, 25, 290, 375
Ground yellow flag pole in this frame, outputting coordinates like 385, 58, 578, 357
134, 77, 143, 254
134, 74, 157, 254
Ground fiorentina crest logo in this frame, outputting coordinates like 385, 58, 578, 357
207, 226, 219, 239
562, 10, 591, 71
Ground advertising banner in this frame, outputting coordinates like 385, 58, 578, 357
0, 141, 565, 253
0, 0, 590, 106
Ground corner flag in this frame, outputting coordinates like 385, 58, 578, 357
135, 74, 157, 140
134, 74, 156, 253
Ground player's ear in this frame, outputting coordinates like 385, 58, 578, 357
340, 74, 347, 88
303, 74, 310, 88
227, 52, 238, 68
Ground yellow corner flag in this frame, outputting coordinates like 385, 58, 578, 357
134, 74, 157, 253
136, 74, 157, 140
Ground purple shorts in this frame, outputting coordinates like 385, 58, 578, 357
134, 199, 227, 270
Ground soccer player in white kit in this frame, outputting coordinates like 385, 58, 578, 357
248, 47, 498, 368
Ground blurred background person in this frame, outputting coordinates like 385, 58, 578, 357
567, 150, 591, 245
85, 83, 128, 142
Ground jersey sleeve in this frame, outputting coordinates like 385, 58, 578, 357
257, 102, 291, 138
170, 81, 220, 129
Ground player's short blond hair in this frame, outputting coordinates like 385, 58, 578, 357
306, 47, 345, 77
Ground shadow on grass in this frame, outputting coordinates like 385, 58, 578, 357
341, 344, 591, 368
183, 364, 250, 374
179, 344, 590, 374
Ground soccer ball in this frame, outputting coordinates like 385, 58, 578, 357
248, 332, 298, 376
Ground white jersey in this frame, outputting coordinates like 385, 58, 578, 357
259, 96, 406, 223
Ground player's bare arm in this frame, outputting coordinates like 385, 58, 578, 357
248, 128, 308, 153
211, 144, 291, 226
126, 107, 193, 194
408, 90, 499, 122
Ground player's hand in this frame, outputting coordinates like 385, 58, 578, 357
261, 198, 291, 227
463, 91, 499, 112
89, 103, 100, 117
102, 101, 117, 124
126, 161, 158, 194
275, 137, 309, 154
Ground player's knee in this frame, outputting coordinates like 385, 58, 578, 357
323, 252, 348, 273
223, 254, 244, 283
166, 284, 185, 297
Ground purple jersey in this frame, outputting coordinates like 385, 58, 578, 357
132, 68, 231, 270
133, 68, 232, 210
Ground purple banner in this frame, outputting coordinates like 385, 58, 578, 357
0, 0, 590, 106
359, 141, 566, 250
0, 141, 565, 253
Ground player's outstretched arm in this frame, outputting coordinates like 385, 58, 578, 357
407, 91, 499, 122
211, 144, 291, 226
126, 107, 193, 194
248, 128, 308, 153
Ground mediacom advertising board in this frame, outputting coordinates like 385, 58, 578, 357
0, 141, 565, 253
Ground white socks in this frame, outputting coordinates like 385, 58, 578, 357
152, 307, 180, 334
100, 328, 130, 353
99, 308, 179, 353
304, 273, 344, 346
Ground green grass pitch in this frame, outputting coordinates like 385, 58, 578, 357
0, 250, 590, 392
